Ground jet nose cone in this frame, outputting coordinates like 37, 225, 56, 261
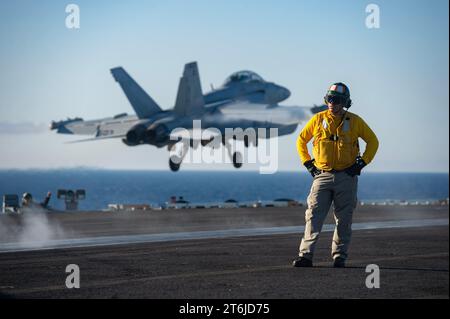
275, 85, 290, 101
281, 87, 291, 100
267, 83, 291, 103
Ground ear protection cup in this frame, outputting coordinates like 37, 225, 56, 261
347, 98, 352, 109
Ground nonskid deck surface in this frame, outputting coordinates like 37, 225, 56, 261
0, 205, 448, 298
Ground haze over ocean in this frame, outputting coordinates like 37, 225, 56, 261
0, 170, 448, 211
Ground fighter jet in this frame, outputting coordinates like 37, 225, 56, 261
50, 62, 326, 171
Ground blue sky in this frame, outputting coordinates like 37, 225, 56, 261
0, 0, 448, 172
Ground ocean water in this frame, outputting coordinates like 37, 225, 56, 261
0, 170, 448, 211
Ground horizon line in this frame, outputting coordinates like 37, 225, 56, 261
0, 168, 448, 174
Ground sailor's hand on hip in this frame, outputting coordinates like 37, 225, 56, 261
304, 159, 321, 178
345, 156, 367, 177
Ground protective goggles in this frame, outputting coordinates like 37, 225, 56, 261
325, 95, 346, 105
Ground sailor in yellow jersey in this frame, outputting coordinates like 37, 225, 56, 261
293, 83, 379, 268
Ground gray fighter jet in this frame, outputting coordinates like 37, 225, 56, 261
50, 62, 326, 171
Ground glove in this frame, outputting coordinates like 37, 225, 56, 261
304, 159, 321, 178
345, 156, 367, 177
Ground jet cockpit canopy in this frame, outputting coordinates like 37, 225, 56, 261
223, 71, 264, 86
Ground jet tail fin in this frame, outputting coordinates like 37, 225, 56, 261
174, 62, 205, 116
111, 67, 162, 119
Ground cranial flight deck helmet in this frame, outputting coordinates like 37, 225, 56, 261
22, 193, 32, 200
324, 82, 352, 109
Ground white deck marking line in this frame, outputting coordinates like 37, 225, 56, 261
0, 218, 448, 253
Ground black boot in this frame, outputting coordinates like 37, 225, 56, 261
333, 257, 346, 268
292, 257, 313, 267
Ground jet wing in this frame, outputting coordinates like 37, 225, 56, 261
215, 101, 313, 126
51, 114, 140, 140
52, 118, 104, 135
65, 134, 126, 144
266, 105, 313, 125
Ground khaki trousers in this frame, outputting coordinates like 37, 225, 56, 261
299, 171, 358, 260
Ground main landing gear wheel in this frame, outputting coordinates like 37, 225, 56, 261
232, 152, 243, 169
169, 156, 181, 172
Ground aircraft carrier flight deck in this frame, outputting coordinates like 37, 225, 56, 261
0, 205, 448, 299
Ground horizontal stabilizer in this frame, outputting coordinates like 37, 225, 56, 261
174, 62, 205, 116
111, 67, 162, 119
